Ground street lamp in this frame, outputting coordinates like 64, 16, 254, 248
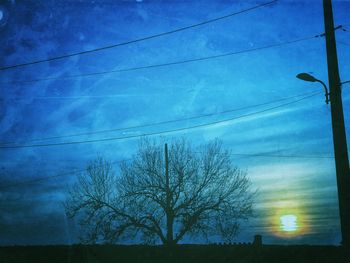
296, 71, 350, 247
296, 73, 330, 104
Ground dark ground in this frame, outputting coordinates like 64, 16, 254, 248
0, 244, 349, 263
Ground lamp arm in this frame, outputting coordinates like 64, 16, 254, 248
315, 79, 330, 104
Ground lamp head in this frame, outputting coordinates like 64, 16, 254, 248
296, 73, 318, 82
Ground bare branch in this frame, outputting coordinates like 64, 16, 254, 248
64, 138, 255, 245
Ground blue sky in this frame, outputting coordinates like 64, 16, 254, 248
0, 0, 350, 245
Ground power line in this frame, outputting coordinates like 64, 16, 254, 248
0, 92, 321, 149
0, 169, 84, 189
0, 150, 333, 190
0, 94, 142, 100
2, 35, 316, 85
0, 91, 319, 146
193, 151, 334, 159
194, 151, 334, 159
0, 158, 131, 190
227, 153, 334, 159
0, 0, 277, 71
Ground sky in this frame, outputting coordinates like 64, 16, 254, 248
0, 0, 350, 246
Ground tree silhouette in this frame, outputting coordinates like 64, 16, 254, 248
65, 138, 254, 245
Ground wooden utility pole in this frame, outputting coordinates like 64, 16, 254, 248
323, 0, 350, 247
164, 143, 173, 246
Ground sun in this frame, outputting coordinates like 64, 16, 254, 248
280, 214, 298, 232
270, 205, 309, 237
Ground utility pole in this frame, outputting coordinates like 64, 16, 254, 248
164, 143, 173, 246
323, 0, 350, 247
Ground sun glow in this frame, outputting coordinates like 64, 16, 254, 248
280, 214, 298, 232
268, 205, 309, 237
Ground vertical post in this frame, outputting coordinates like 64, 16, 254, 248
323, 0, 350, 247
165, 143, 173, 246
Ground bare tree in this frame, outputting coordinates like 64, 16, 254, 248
65, 138, 254, 245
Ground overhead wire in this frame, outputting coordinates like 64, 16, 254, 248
1, 149, 334, 190
0, 1, 338, 182
0, 0, 277, 71
0, 158, 132, 190
0, 150, 333, 190
0, 91, 320, 145
227, 153, 333, 159
337, 26, 350, 46
1, 35, 317, 85
0, 91, 322, 149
